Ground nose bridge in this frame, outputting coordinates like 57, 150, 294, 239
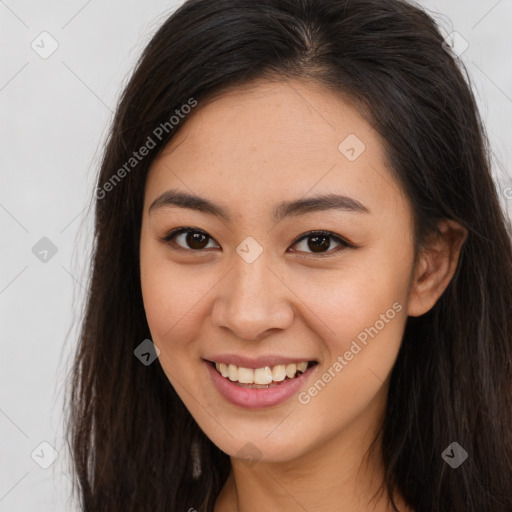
212, 239, 293, 339
233, 246, 272, 303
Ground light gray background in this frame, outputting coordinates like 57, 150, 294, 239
1, 1, 511, 510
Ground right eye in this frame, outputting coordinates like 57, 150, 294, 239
161, 227, 219, 251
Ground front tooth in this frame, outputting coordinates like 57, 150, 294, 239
297, 361, 308, 373
219, 362, 229, 378
271, 364, 287, 382
238, 367, 254, 384
254, 367, 273, 385
228, 364, 238, 381
285, 363, 297, 378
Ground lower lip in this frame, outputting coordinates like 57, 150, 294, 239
205, 360, 318, 409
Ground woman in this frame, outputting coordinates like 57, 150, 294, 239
66, 0, 512, 511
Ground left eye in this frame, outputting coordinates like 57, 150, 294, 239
290, 230, 351, 256
161, 228, 353, 256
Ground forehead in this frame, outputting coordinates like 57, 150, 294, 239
145, 78, 407, 223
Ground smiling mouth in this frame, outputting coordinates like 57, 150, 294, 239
207, 360, 318, 388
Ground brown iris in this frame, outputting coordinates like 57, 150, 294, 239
307, 234, 331, 253
186, 232, 209, 250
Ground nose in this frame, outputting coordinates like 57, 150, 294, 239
211, 250, 295, 341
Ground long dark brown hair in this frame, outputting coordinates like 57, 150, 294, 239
65, 0, 512, 510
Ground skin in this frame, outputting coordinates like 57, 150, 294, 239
139, 78, 467, 512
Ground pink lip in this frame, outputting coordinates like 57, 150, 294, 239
204, 360, 318, 409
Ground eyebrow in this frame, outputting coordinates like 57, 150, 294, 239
148, 189, 370, 222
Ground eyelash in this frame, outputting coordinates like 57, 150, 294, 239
160, 227, 355, 258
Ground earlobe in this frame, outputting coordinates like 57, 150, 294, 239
407, 219, 468, 317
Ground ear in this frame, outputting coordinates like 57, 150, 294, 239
407, 219, 468, 317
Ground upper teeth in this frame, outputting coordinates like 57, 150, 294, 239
215, 361, 309, 384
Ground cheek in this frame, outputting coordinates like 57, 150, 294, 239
141, 264, 206, 344
292, 247, 413, 403
140, 261, 208, 393
140, 244, 225, 372
140, 239, 193, 343
301, 258, 409, 343
290, 269, 408, 442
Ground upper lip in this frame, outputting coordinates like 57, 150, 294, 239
203, 354, 318, 369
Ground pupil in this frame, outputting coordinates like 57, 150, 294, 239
187, 232, 208, 249
308, 235, 330, 252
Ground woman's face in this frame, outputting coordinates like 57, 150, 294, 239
140, 78, 417, 464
